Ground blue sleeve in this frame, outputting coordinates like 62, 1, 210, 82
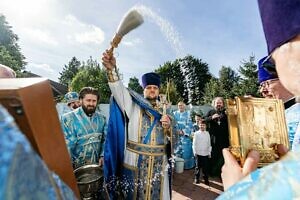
61, 114, 77, 162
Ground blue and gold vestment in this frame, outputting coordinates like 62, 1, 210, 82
61, 107, 107, 168
217, 148, 300, 200
173, 110, 195, 169
0, 105, 76, 199
104, 81, 172, 200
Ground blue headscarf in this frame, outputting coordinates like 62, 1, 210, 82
258, 56, 278, 84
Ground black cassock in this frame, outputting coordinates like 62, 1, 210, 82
204, 108, 229, 176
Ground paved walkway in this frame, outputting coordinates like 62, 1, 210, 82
172, 169, 223, 200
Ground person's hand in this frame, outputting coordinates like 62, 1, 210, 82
102, 50, 116, 70
270, 143, 289, 159
160, 114, 171, 129
177, 130, 184, 135
208, 154, 211, 158
212, 113, 220, 120
221, 148, 260, 190
99, 157, 104, 167
190, 133, 194, 139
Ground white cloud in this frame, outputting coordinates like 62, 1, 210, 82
0, 0, 59, 28
0, 0, 107, 81
63, 14, 78, 25
24, 28, 58, 46
122, 38, 142, 46
27, 62, 55, 74
26, 62, 61, 81
63, 14, 105, 45
74, 28, 104, 44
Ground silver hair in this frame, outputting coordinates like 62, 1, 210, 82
211, 97, 224, 107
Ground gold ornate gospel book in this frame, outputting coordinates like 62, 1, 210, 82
226, 96, 289, 167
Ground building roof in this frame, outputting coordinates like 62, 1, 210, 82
22, 71, 68, 98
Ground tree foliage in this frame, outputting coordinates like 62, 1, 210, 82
218, 66, 240, 99
0, 15, 26, 76
59, 53, 261, 106
201, 78, 223, 104
182, 55, 212, 104
59, 56, 81, 86
155, 60, 185, 104
128, 77, 143, 94
160, 80, 181, 105
70, 57, 111, 103
201, 56, 260, 104
0, 46, 20, 69
156, 55, 211, 104
233, 55, 260, 97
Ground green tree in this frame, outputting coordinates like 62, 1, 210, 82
156, 55, 211, 104
59, 56, 81, 86
128, 77, 143, 94
201, 77, 224, 104
0, 15, 26, 75
233, 55, 260, 97
181, 55, 212, 104
0, 46, 19, 69
156, 60, 185, 103
160, 80, 181, 105
70, 57, 111, 103
218, 66, 240, 99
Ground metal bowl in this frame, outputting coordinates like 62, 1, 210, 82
74, 164, 103, 198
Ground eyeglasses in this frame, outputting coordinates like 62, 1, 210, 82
259, 78, 279, 91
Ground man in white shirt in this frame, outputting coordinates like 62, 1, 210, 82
192, 121, 211, 185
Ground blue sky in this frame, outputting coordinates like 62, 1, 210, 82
0, 0, 267, 85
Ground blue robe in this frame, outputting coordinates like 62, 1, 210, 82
173, 110, 195, 169
104, 81, 172, 200
61, 107, 107, 168
56, 103, 72, 120
0, 104, 76, 199
285, 102, 300, 149
217, 147, 300, 200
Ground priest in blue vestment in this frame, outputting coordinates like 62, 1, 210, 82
61, 87, 107, 169
173, 101, 195, 169
56, 92, 81, 119
0, 104, 76, 199
102, 50, 173, 200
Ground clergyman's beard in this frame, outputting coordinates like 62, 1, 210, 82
216, 105, 223, 112
82, 105, 96, 117
146, 97, 157, 107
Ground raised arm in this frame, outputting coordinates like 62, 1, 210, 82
102, 50, 134, 114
